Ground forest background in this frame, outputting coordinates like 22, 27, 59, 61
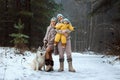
0, 0, 120, 56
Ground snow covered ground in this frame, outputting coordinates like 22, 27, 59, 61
0, 47, 120, 80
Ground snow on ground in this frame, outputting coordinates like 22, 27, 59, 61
0, 47, 120, 80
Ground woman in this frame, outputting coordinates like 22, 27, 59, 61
56, 14, 76, 72
43, 17, 57, 72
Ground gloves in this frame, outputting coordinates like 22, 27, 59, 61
73, 27, 76, 31
56, 29, 62, 34
44, 40, 47, 44
43, 40, 48, 48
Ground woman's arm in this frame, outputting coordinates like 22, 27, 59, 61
43, 26, 50, 43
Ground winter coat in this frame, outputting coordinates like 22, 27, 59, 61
54, 23, 74, 45
55, 23, 74, 31
43, 25, 56, 48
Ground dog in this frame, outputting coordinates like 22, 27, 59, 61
31, 47, 45, 71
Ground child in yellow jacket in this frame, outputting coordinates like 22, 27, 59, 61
54, 18, 74, 48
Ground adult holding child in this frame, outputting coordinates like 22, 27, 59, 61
55, 14, 76, 72
54, 18, 74, 48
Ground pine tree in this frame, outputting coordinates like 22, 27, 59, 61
0, 0, 62, 47
9, 19, 29, 52
90, 0, 120, 22
30, 0, 62, 47
89, 0, 120, 56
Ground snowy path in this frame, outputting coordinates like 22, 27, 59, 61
0, 48, 120, 80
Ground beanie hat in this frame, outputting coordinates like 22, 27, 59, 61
63, 18, 70, 23
51, 17, 57, 21
57, 14, 64, 18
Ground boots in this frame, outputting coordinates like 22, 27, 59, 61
58, 58, 64, 72
46, 65, 52, 72
67, 58, 76, 72
45, 59, 54, 72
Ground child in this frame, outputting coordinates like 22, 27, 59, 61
54, 18, 74, 48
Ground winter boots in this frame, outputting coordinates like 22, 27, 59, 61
58, 58, 64, 72
45, 48, 54, 72
58, 58, 76, 72
67, 58, 76, 72
45, 59, 54, 72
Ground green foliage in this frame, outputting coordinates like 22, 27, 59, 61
14, 22, 24, 31
0, 0, 62, 47
31, 0, 62, 31
9, 19, 29, 45
18, 11, 33, 18
10, 33, 29, 44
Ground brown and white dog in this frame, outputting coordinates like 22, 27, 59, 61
31, 47, 45, 71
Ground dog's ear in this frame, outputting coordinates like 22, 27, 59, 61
37, 46, 42, 51
41, 46, 46, 51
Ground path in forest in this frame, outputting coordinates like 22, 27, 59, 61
0, 48, 120, 80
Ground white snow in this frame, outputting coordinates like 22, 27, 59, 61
0, 47, 120, 80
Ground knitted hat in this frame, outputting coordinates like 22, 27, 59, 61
57, 14, 64, 18
63, 18, 70, 23
51, 17, 57, 21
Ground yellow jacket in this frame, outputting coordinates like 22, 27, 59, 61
55, 23, 74, 31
